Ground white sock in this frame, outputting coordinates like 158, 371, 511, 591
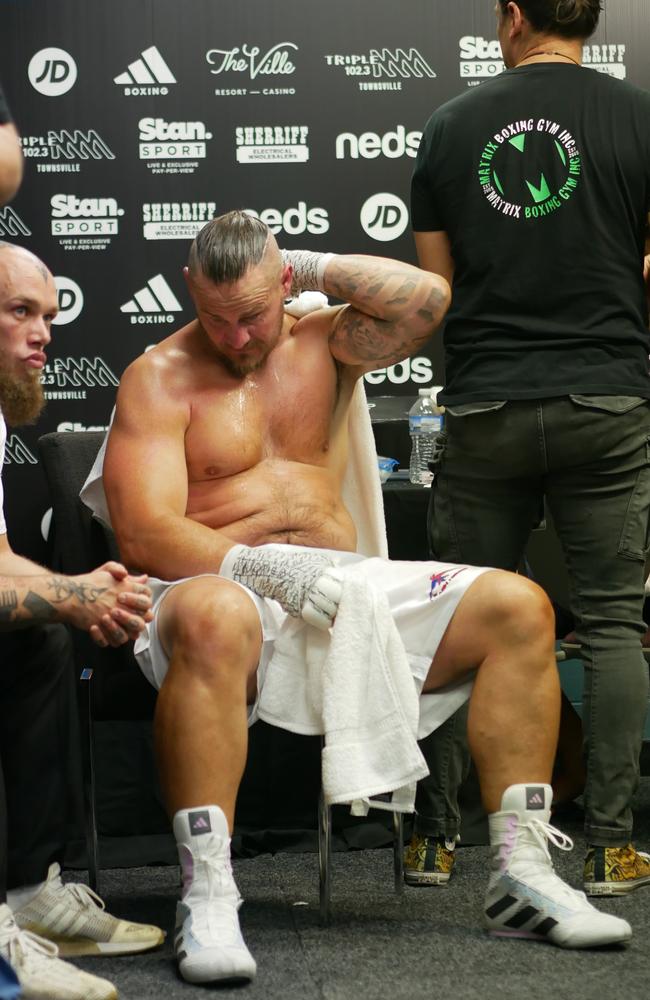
6, 880, 46, 912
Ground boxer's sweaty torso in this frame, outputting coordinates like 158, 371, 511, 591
148, 310, 358, 552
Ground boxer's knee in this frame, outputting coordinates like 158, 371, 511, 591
480, 570, 555, 654
160, 578, 262, 677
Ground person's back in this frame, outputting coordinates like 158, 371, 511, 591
412, 64, 650, 402
407, 0, 650, 902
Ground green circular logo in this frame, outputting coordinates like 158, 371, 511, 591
478, 118, 581, 220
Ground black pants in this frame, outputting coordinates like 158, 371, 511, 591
0, 624, 75, 899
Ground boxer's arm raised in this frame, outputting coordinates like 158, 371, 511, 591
282, 249, 450, 373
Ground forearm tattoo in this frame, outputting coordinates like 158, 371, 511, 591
0, 588, 18, 623
328, 263, 448, 365
47, 576, 108, 605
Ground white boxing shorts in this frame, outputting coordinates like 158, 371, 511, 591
133, 551, 491, 737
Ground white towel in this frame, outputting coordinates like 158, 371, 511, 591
257, 564, 428, 813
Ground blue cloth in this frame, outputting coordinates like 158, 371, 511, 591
0, 956, 20, 999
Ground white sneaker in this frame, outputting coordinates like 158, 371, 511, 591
13, 863, 164, 957
0, 903, 117, 1000
485, 784, 632, 949
173, 806, 256, 984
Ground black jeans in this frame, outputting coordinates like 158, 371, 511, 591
417, 396, 650, 846
0, 624, 75, 898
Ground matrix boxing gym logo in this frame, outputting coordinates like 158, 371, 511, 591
28, 48, 77, 96
120, 274, 183, 324
20, 129, 115, 174
478, 118, 581, 221
364, 356, 433, 388
583, 42, 626, 79
206, 41, 298, 97
244, 202, 329, 235
336, 126, 421, 160
53, 276, 84, 326
142, 202, 216, 240
41, 357, 119, 401
50, 194, 124, 251
3, 435, 37, 465
324, 48, 436, 92
0, 207, 31, 238
360, 193, 408, 241
235, 125, 309, 163
459, 36, 504, 85
139, 118, 213, 176
114, 46, 176, 95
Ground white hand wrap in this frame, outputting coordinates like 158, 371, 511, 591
220, 543, 343, 630
281, 249, 336, 297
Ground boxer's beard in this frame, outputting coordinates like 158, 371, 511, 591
0, 351, 45, 426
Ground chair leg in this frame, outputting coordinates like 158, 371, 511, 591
79, 668, 100, 894
393, 811, 404, 895
318, 785, 331, 926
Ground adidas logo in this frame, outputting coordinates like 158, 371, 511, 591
114, 45, 176, 95
120, 274, 182, 324
188, 810, 212, 835
526, 787, 545, 810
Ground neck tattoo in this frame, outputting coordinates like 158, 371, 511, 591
518, 49, 581, 67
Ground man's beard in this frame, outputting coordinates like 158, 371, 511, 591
0, 362, 45, 426
217, 347, 270, 378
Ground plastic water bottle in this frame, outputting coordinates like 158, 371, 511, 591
408, 388, 443, 486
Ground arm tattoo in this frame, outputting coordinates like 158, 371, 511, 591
46, 576, 107, 605
0, 588, 18, 623
23, 591, 57, 621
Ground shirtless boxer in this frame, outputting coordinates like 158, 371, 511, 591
102, 210, 630, 985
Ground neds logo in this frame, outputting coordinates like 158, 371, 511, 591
336, 126, 421, 159
244, 202, 328, 235
364, 357, 432, 386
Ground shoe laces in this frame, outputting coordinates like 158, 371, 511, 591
497, 813, 574, 869
57, 878, 106, 913
0, 914, 59, 968
498, 815, 591, 911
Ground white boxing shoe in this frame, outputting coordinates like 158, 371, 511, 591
485, 784, 632, 949
173, 806, 256, 984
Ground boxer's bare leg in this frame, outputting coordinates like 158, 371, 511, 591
423, 570, 560, 813
424, 571, 630, 948
154, 577, 262, 828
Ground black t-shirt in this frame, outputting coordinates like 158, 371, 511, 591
0, 81, 11, 124
411, 64, 650, 404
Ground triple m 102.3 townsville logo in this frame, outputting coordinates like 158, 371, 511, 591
478, 117, 581, 220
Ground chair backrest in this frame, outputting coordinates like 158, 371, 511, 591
37, 431, 157, 719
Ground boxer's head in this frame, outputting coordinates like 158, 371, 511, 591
495, 1, 600, 67
185, 211, 291, 377
0, 242, 56, 425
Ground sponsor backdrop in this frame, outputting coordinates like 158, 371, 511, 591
0, 0, 647, 560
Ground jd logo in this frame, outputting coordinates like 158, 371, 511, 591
53, 276, 84, 326
28, 48, 77, 96
360, 193, 408, 241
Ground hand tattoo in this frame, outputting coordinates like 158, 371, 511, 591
47, 576, 108, 606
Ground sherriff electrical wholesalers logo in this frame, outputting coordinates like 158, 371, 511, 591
478, 116, 581, 220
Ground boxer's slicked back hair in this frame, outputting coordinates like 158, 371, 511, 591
498, 0, 602, 38
188, 210, 271, 284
